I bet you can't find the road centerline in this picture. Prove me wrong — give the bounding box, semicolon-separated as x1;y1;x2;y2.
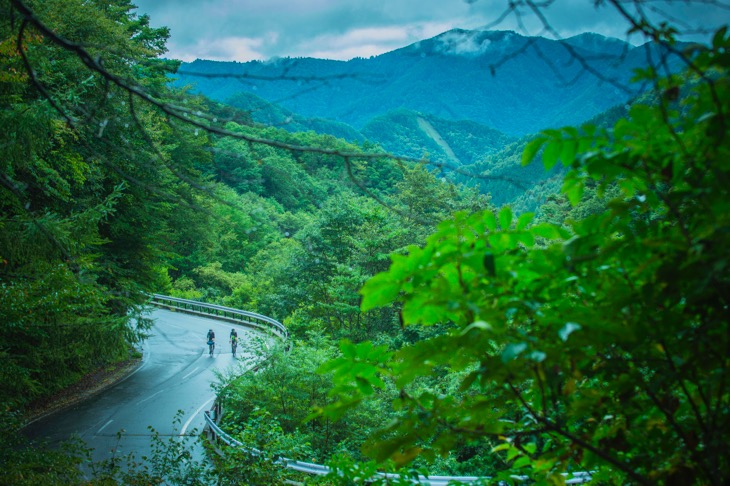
180;396;215;436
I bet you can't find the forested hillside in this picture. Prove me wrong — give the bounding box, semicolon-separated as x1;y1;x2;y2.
223;93;515;169
361;109;513;167
1;0;185;408
1;0;490;413
2;0;729;485
225;91;366;143
460;103;632;210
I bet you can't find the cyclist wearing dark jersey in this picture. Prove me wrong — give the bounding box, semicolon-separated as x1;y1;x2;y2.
230;328;238;357
207;329;215;356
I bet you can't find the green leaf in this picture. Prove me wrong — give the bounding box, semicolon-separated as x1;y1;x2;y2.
513;456;531;468
542;140;561;170
516;212;534;231
562;171;585;206
560;138;578;166
491;443;511;453
360;273;400;311
499;206;513;230
522;136;547;166
317;356;348;374
340;339;357;358
531;223;567;240
355;376;374;395
484;211;497;231
518;231;535;248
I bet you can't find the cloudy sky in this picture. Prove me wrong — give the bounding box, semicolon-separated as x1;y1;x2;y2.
131;0;730;62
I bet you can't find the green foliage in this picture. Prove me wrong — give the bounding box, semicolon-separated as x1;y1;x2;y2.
91;416;215;485
319;339;392;407
0;412;214;485
8;1;726;483
322;32;730;484
215;409;311;485
323;455;436;486
218;335;393;463
0;0;196;407
461;102;631;212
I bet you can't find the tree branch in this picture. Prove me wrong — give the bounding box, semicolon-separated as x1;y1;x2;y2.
506;379;652;485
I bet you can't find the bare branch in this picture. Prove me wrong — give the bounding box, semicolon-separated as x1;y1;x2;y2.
176;67;378;85
607;0;726;136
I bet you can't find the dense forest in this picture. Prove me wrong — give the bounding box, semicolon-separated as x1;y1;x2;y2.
1;0;729;484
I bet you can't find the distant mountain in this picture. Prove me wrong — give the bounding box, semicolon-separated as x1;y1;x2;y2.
224;91;513;167
174;29;680;137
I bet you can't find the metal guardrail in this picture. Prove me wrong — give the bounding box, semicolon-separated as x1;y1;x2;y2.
150;294;287;338
203;410;591;485
203;410;488;484
203;411;331;476
155;295;591;484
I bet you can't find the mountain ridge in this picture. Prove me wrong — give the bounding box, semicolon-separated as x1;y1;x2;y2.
224;91;513;167
174;28;674;136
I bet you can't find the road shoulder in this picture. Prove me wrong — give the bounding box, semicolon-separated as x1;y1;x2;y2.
22;352;143;427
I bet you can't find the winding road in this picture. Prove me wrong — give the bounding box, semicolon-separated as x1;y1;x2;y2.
22;304;591;485
22;307;271;466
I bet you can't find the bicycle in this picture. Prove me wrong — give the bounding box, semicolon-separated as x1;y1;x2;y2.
208;339;215;356
231;338;238;357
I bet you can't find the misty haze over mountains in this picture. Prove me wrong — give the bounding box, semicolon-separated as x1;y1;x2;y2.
174;28;679;139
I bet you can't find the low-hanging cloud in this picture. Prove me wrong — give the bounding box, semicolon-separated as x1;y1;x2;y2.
435;30;492;56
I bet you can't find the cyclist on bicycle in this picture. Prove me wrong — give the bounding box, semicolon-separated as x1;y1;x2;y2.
230;328;238;357
207;329;215;356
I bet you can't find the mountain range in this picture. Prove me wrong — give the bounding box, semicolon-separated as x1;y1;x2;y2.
174;29;677;139
223;91;513;167
173;29;682;208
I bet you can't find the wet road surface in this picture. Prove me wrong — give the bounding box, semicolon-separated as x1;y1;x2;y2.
22;307;270;466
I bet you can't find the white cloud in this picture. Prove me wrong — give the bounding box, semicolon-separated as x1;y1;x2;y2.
291;26;407;60
288;21;463;60
173;35;277;62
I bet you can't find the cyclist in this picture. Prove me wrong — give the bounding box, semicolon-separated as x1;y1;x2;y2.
207;329;215;356
230;328;238;357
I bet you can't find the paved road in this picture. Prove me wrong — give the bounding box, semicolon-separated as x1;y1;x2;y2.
23;307;270;466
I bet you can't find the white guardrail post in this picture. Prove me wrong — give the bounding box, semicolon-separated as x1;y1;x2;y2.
150;295;591;485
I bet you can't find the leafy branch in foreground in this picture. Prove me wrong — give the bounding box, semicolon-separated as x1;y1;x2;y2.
319;25;730;486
